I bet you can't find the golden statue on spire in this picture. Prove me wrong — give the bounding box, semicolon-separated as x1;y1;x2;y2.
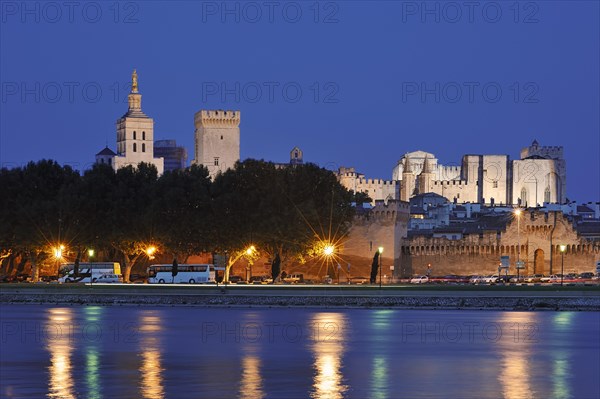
131;69;138;93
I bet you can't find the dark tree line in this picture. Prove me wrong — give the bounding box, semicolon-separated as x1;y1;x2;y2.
0;159;356;282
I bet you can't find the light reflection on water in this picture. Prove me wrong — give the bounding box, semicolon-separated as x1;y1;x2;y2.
46;308;75;399
138;313;165;399
497;312;535;399
1;306;597;399
551;313;575;399
310;312;348;399
84;307;102;399
239;312;265;399
369;310;391;399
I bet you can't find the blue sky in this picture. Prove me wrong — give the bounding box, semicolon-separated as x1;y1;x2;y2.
1;1;598;201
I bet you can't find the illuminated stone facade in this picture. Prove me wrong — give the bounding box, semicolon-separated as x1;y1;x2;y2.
400;211;599;277
192;110;240;179
339;140;567;206
95;70;164;174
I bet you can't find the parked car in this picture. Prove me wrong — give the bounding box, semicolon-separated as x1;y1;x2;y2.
524;274;544;283
469;275;485;284
228;275;244;284
548;274;563;283
482;275;500;284
95;274;123;284
540;275;552;283
129;274;147;284
350;276;369;285
2;273;29;283
564;273;578;283
283;273;304;284
410;275;429;284
577;272;595;280
509;275;520;283
454;275;472;284
249;276;264;284
40;275;58;283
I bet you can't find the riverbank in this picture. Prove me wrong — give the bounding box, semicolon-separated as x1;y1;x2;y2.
2;284;599;310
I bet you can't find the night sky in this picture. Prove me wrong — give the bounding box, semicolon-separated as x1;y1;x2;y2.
1;1;598;202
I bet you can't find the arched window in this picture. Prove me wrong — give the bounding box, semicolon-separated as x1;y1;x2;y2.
520;187;528;205
142;143;146;153
133;131;137;140
544;186;551;203
133;143;137;152
142;131;146;140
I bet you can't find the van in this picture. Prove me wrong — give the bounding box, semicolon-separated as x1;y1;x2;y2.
284;273;304;284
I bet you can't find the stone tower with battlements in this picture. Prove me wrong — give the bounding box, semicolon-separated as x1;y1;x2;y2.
193;110;240;179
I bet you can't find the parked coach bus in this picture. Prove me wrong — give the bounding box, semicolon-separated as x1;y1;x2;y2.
147;264;224;284
58;262;122;283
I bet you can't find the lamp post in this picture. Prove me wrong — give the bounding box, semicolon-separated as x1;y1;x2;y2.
245;245;256;282
323;244;334;283
378;246;384;288
560;245;566;286
54;244;64;280
88;248;94;286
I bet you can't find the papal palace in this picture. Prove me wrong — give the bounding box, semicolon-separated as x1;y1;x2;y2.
95;71;600;279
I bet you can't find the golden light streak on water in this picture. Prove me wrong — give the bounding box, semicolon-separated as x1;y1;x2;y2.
139;313;165;399
497;312;537;399
310;313;347;399
46;308;75;399
239;355;264;399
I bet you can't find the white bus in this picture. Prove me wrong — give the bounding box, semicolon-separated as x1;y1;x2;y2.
147;264;224;284
58;262;122;283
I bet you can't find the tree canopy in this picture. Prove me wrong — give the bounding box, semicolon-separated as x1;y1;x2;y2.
0;159;356;282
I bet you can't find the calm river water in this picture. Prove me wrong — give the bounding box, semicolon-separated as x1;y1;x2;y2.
0;305;598;399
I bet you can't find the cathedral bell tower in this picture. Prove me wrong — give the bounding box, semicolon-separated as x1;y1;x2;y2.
113;69;164;174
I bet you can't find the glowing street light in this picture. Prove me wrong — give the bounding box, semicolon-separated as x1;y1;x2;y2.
88;248;95;286
244;245;257;282
146;246;157;260
560;245;567;286
323;244;335;257
53;244;65;259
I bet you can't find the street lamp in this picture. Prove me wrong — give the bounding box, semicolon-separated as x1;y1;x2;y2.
54;244;64;280
560;245;566;286
245;245;256;282
88;249;94;286
323;244;335;283
378;246;384;288
146;246;157;260
53;244;65;260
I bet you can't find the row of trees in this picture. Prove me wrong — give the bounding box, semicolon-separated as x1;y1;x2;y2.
0;159;358;282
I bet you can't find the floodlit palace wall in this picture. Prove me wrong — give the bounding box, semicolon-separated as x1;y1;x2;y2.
400;211;599;277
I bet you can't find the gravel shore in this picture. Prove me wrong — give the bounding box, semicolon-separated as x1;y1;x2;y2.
2;292;599;310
